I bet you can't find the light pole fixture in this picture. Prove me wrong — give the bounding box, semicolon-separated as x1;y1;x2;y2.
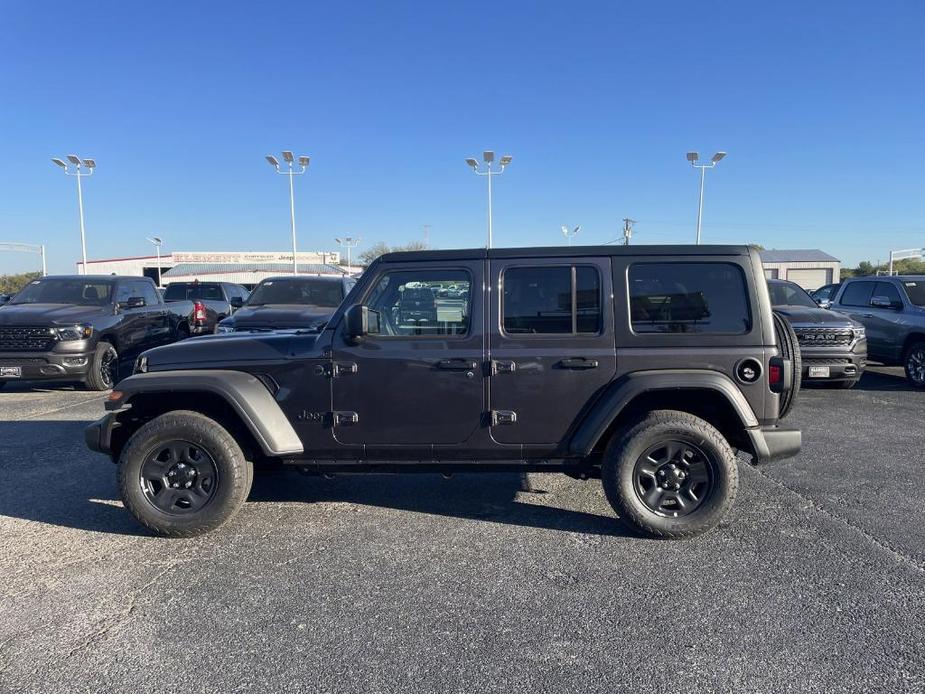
266;150;310;274
561;225;581;246
466;150;513;248
0;242;47;276
687;151;726;244
146;236;164;287
335;237;361;272
51;154;95;274
888;247;923;276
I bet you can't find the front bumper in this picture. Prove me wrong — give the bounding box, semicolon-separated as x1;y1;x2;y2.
0;349;94;382
746;424;802;464
800;340;867;383
85;411;122;458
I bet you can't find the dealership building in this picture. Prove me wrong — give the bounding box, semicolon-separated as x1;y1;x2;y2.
759;249;841;290
76;250;349;288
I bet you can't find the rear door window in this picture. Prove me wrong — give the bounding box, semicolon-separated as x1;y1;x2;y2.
873;281;902;306
629;263;750;334
839;281;875;307
502;266;602;335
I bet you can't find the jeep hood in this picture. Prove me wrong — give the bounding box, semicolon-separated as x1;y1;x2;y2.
228;304;334;331
773;305;858;327
0;303;108;326
144;331;320;369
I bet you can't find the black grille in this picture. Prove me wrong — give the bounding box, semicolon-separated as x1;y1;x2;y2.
803;357;852;366
0;327;56;352
794;327;854;347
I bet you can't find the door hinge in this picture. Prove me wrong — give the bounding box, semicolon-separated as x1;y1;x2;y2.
314;362;358;378
491;410;517;426
331;411;359;426
490;360;516;375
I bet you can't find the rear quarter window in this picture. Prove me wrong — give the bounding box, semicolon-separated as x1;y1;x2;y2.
839;281;875;307
628;262;751;334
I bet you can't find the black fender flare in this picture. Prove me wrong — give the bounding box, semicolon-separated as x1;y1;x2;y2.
569;370;759;456
107;369;304;456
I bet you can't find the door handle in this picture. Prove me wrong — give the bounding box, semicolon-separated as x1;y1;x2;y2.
558;358;599;370
436;359;479;371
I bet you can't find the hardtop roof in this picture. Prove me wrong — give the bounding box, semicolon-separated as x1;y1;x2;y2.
378;244;754;263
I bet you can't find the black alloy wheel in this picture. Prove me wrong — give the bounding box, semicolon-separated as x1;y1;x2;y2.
632;440;714;517
139;440;219;515
906;342;925;389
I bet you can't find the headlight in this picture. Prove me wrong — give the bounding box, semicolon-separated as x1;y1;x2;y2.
852;325;866;339
56;325;93;341
134;355;148;374
216;323;235;334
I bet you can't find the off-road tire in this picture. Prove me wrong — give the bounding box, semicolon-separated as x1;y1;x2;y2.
85;341;118;391
904;340;925;389
601;410;738;540
773;311;801;418
118;410;253;537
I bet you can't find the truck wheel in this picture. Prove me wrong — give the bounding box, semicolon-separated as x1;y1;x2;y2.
601;410;738;540
772;311;801;419
85;341;118;391
118;410;253;537
904;341;925;389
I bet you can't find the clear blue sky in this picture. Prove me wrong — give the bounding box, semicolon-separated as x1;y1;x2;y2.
2;1;923;274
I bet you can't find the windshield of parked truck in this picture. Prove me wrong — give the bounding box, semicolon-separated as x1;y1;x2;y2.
10;279;113;306
902;280;925;306
768;281;817;308
246;278;344;307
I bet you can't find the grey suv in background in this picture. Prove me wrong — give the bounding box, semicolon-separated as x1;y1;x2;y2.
768;279;866;388
831;275;925;388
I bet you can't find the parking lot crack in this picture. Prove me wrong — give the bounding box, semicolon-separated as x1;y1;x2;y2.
751;466;925;574
64;556;191;659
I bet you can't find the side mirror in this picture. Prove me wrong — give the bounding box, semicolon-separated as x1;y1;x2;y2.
870;295;902;310
230;296;244;309
121;296;146;309
344;304;380;342
816;299;832;309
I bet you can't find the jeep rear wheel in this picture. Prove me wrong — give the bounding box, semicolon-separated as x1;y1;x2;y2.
602;410;738;540
118;410;253;537
905;341;925;389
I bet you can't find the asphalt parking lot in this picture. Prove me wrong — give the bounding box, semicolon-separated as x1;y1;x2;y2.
1;367;923;693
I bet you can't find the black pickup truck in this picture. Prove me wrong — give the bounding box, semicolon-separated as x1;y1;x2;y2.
0;275;195;390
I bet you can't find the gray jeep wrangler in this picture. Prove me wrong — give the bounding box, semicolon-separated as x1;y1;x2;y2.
86;245;802;539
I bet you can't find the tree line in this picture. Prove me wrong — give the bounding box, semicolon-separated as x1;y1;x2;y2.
0;271;41;295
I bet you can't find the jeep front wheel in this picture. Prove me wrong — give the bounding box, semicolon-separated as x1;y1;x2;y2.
118;410;253;537
602;410;738;540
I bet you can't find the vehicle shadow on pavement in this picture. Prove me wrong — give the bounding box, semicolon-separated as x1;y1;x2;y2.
0;420;144;536
249;471;630;537
854;368;917;392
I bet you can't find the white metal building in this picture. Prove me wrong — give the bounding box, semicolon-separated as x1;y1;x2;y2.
760;249;841;290
75;250;348;288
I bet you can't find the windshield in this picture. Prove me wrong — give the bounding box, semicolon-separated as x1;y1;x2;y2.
164;283;224;301
10;279;113;306
768;281;818;308
246;279;344;308
903;280;925;307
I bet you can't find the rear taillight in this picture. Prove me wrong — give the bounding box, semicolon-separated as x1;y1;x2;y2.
768;355;789;394
769;364;782;386
194;301;206;323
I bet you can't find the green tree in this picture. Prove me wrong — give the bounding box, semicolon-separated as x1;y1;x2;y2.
855;261;875;276
0;271;41;295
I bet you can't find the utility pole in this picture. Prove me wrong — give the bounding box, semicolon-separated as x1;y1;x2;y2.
622;218;636;246
423;224;431;249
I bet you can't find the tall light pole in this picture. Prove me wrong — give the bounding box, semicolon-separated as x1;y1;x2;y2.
561;225;580;246
266;151;310;274
888;248;923;276
146;236;164;287
335;237;361;272
687;151;726;244
51;155;96;274
466;150;512;248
